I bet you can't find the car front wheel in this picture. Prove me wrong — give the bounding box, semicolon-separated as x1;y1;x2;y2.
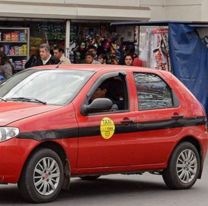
18;148;64;203
162;142;200;189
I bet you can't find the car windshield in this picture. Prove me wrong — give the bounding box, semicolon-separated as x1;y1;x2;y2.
0;69;94;105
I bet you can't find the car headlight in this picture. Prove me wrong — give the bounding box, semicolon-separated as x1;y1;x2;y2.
0;127;19;142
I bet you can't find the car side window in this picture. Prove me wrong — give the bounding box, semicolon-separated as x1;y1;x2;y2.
88;76;129;113
133;72;174;110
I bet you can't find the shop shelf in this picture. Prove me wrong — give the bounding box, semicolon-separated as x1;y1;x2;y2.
0;41;27;43
0;27;30;72
7;55;27;57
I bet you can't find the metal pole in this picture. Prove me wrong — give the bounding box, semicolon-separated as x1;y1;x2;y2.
65;20;70;59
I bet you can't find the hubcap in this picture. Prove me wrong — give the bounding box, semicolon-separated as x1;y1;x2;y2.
176;149;198;184
33;157;60;196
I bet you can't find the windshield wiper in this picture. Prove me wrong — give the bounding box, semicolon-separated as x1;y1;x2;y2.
5;97;47;105
0;97;7;102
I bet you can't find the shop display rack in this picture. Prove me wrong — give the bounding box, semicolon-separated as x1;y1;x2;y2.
0;27;30;71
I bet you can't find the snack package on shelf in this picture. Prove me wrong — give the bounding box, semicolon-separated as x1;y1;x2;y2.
9;47;15;56
22;44;27;55
14;60;23;70
4;45;10;55
14;46;19;56
18;45;26;56
22;60;27;68
19;32;26;42
11;32;19;42
19;45;24;56
14;60;27;70
3;33;11;41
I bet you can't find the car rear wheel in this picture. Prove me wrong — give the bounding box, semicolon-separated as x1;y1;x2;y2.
80;175;100;181
162;142;200;189
18;148;64;203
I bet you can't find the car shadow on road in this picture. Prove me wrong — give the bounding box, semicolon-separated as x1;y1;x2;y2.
0;176;171;204
63;177;167;197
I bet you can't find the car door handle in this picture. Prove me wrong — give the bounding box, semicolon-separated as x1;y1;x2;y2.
171;114;184;120
120;118;135;125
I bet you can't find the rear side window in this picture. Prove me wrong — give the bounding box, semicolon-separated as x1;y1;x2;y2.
134;73;174;110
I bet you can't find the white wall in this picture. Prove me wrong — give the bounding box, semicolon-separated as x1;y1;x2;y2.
65;0;141;7
165;0;202;21
1;0;208;21
140;0;205;21
201;0;208;21
0;0;140;6
140;0;166;20
0;0;150;21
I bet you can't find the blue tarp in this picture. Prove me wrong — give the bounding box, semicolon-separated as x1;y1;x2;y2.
169;23;208;114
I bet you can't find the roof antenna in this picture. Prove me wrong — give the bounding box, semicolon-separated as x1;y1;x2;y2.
55;61;63;68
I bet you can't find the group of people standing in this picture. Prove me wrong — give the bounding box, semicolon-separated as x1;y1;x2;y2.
0;42;143;81
85;49;143;67
79;40;143;67
25;43;143;68
25;43;71;68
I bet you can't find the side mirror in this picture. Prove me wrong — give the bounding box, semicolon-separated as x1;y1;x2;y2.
81;98;113;115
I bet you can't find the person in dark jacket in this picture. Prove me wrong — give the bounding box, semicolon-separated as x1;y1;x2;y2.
0;52;14;79
25;55;39;68
32;43;60;66
25;48;40;68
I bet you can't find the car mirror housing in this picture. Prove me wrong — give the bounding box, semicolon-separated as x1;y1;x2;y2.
81;98;113;115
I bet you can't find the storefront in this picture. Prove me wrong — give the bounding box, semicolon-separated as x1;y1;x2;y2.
0;0;150;70
0;19;140;67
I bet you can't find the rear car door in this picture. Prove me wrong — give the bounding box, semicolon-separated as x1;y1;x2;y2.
131;71;183;166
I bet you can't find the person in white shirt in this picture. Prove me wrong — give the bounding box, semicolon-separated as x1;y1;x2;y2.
53;47;71;65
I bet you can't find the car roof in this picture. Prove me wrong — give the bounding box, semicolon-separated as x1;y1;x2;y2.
32;64;169;76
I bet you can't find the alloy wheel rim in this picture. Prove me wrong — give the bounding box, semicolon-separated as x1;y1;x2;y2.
33;157;60;196
176;149;198;184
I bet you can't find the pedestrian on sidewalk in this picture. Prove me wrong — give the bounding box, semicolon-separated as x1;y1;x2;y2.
0;52;14;79
85;51;100;64
34;44;60;66
124;54;134;66
53;47;71;65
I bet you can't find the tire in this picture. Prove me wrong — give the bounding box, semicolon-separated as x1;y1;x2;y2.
80;175;100;181
18;148;64;203
162;142;200;190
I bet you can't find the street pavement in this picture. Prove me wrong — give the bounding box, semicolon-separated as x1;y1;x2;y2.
0;157;208;206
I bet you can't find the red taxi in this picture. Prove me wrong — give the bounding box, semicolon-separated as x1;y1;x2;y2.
0;65;207;203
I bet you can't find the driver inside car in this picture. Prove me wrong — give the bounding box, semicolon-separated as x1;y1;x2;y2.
90;82;119;111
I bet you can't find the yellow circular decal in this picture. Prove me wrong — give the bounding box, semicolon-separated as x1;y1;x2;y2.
100;117;115;140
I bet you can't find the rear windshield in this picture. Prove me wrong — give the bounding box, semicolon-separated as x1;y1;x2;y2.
0;69;94;105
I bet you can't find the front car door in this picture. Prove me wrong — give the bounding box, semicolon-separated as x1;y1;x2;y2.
75;70;141;170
